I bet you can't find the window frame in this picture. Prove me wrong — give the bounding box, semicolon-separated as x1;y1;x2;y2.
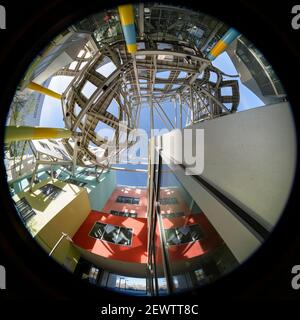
89;221;134;246
164;223;205;246
159;197;178;205
116;196;140;205
38;183;63;200
110;210;138;218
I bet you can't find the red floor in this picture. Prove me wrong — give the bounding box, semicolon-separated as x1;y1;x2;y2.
72;210;223;264
73;211;148;263
162;213;223;261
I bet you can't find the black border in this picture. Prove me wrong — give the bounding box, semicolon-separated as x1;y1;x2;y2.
0;0;299;308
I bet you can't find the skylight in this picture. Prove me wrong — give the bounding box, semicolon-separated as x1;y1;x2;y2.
81;81;97;99
96;59;117;78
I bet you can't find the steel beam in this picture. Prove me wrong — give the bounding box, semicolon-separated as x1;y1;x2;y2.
5;126;72;143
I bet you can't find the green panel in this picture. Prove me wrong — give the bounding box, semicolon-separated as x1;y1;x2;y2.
87;170;116;211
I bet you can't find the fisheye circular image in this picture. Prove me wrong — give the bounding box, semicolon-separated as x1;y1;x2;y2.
3;3;297;296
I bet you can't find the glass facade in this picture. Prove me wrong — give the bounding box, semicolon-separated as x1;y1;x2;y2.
145;158;240;294
236;37;284;96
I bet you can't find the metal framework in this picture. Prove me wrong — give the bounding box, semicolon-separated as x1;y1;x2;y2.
48;4;239;169
60;42;239;168
4;4;241;179
3;3;245;296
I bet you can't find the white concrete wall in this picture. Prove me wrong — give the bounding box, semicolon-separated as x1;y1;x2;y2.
33;52;73;85
167;163;261;263
160;102;297;262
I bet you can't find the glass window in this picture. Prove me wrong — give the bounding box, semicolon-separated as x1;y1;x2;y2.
89;222;106;239
88;266;100;284
39;141;50;150
65;178;87;187
105;273;147;294
159;197;178;205
89;222;133;246
103;224;119;243
116;228;133;245
116;196;140;205
81;169;98;177
54;147;70;160
49;139;59;145
81;80;97;99
110;210;137;218
132;198;140;205
162;212;184;218
165;224;204;245
194;268;206;282
96;58;117;78
39;184;63;200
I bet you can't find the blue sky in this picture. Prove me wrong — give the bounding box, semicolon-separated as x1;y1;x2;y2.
212;52;264;110
39;52;265;186
39;76;72;128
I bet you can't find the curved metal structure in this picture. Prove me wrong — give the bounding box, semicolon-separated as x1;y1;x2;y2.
58;4;240;167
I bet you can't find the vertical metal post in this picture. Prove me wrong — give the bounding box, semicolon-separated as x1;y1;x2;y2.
150;98;154;137
155;154;175;295
72;138;79;177
173;97;177;128
190;86;194;124
178;94;183;129
30;152;40;191
138;3;144;38
49;232;72;257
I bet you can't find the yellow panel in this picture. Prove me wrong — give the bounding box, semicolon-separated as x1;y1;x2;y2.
210;40;227;58
27;184;91;272
27;81;62;100
32;127;72;140
5;126;72;143
118;4;135;26
127;43;137;54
